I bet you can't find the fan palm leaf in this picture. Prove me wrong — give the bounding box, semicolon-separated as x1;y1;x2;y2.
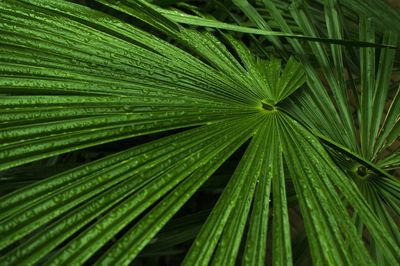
0;0;399;265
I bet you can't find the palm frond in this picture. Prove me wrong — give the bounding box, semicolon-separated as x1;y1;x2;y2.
0;0;399;265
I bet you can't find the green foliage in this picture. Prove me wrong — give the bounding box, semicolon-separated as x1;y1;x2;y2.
0;0;399;265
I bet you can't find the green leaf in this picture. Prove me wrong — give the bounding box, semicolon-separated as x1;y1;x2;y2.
211;117;273;266
0;0;399;265
182;116;269;266
94;127;252;265
0;115;262;265
156;6;396;48
289;0;357;151
231;0;284;50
